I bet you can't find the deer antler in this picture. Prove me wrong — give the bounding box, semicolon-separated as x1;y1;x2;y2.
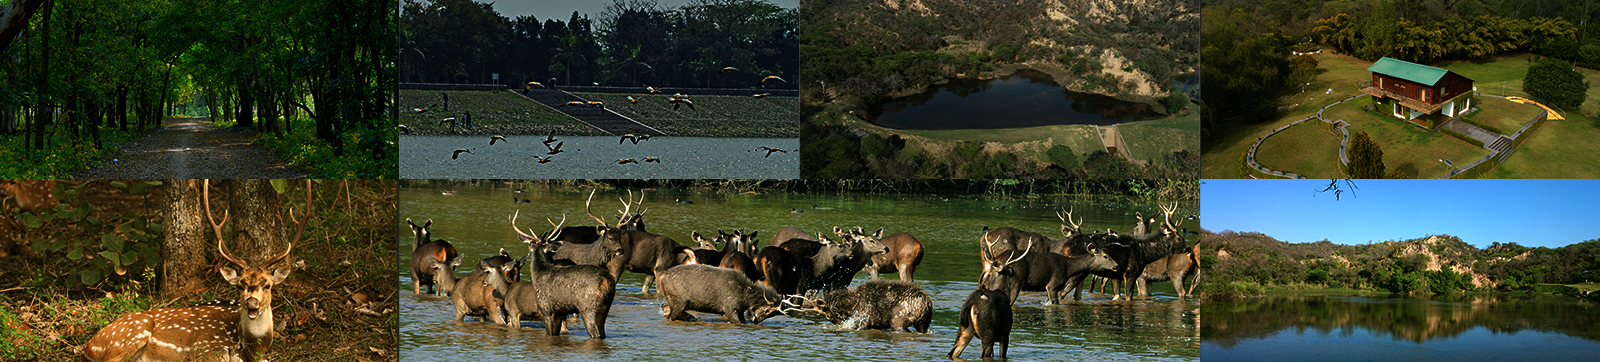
510;210;538;242
1004;243;1031;267
266;180;311;268
1160;202;1182;229
545;214;566;243
778;295;824;315
616;190;646;228
1058;206;1083;233
204;180;245;268
583;190;608;227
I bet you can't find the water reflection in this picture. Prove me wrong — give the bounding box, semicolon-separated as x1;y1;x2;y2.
866;69;1158;130
1203;294;1600;361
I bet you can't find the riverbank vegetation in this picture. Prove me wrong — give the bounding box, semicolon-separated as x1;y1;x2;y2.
1197;229;1600;301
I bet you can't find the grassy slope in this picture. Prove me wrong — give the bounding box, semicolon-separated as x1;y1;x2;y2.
812;101;1102;167
574;92;799;138
1118;102;1201;163
397;90;603;136
1468;96;1546;134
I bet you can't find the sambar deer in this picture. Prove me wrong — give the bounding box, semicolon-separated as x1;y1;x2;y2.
82;180;309;362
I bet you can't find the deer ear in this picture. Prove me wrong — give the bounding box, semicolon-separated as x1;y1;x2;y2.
424;219;433;228
219;266;242;285
873;228;883;238
832;226;844;235
271;266;292;284
448;254;465;266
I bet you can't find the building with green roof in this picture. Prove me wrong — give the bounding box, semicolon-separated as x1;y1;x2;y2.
1359;57;1476;129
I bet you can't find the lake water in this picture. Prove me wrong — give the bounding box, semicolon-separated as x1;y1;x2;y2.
866;69;1159;130
399;136;798;179
397;183;1200;361
1202;294;1600;361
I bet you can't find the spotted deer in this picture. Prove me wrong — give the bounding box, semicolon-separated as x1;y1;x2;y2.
81;180;310;362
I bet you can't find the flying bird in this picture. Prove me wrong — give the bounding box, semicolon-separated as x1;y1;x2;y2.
752;93;771;99
523;82;544;94
587;101;604;108
546;141;564;155
618;158;638;164
646;85;661;94
452;148;473;159
620;134;642;145
543;134;558;146
628;96;638;104
644;157;661;163
758;75;787;86
490;135;507;145
668;96;695;110
758;146;787;158
398;124;411;134
638;134;652;142
719;66;739;74
559;101;587;107
534;156;553;164
412;104;437;113
593;82;601;86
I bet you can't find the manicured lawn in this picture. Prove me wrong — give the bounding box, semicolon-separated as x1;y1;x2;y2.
398;90;601;136
1492;114;1600;178
1119;102;1201;164
1254;121;1343;178
1466;97;1545;135
1338;100;1490;178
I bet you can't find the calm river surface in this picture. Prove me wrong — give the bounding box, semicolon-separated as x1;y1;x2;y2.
1203;294;1600;361
866;69;1158;130
397;183;1199;361
400;136;798;179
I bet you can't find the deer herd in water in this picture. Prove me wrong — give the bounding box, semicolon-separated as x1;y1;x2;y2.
407;190;1198;360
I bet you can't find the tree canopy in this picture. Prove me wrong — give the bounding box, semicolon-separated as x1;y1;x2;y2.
1524;57;1589;110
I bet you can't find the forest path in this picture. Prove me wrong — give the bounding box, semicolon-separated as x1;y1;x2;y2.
71;117;310;179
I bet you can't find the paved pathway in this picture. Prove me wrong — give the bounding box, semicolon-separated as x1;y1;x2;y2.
71;117;310;179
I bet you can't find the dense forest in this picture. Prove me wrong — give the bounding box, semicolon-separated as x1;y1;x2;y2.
0;0;397;178
399;0;798;90
1199;229;1600;298
801;0;1198;108
1202;0;1600;140
802;120;1201;179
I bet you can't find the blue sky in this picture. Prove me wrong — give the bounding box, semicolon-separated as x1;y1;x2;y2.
490;0;798;19
1202;179;1600;249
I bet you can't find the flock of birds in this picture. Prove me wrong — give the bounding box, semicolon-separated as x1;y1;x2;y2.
408;70;792;164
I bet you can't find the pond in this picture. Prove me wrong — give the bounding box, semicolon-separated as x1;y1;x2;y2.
399;136;798;179
865;69;1159;130
1202;294;1600;361
397;183;1200;361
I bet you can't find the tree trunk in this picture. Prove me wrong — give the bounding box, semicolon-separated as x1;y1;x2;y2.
163;180;210;296
223;180;285;263
235;80;254;128
32;0;50;150
116;85;128;131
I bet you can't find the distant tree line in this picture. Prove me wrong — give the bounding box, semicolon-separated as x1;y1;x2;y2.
1200;230;1600;296
399;0;798;89
801;121;1200;179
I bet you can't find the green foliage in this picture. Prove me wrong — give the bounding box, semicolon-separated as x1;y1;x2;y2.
1346;131;1387;178
0;306;45;360
1046;145;1081;169
19;181;163;288
1209;280;1266;299
1165;92;1190;115
0;128;144;178
1201;8;1293;140
1425;269;1473;294
258;118;396;179
1315;13;1576;63
860;133;892;158
1524;58;1588;111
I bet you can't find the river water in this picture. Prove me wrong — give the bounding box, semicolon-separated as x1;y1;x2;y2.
397;183;1199;361
1203;294;1600;361
865;69;1159;130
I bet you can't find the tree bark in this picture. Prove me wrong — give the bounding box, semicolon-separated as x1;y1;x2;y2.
223;180;284;264
162;180;209;296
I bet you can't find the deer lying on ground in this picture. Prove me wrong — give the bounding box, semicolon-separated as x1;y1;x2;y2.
82;180;309;362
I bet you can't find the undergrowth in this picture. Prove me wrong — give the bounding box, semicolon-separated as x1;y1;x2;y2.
250;117;397;179
0;128;147;178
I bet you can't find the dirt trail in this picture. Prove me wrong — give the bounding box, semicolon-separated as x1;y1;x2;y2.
71;117;310;179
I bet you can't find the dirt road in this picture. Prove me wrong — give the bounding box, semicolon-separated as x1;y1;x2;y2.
71;117;310;179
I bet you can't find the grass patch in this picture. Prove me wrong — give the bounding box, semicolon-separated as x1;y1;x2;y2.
0;127;152;178
256;117;397;179
398;90;602;136
1466;97;1543;135
1492;113;1600;178
1201;280;1265;300
1338;103;1490;178
1254;121;1344;178
1118;103;1201;164
1203;52;1372;177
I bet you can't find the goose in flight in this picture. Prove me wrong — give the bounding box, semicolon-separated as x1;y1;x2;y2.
546;141;565;155
452;148;473;159
758;146;787;158
490;135;507;145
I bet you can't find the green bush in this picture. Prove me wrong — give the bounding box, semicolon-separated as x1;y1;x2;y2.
1525;58;1589;110
1165;92;1190;114
1046;145;1080;169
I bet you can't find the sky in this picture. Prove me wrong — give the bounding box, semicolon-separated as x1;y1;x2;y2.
488;0;799;19
1202;179;1600;249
